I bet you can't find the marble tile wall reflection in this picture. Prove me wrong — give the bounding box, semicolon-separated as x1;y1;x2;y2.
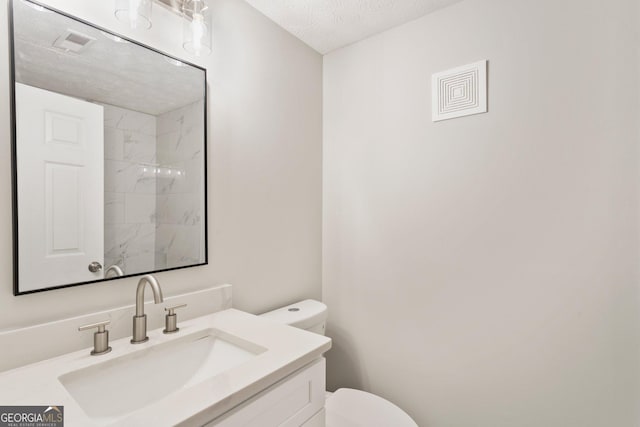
155;100;205;270
102;100;205;277
103;104;157;275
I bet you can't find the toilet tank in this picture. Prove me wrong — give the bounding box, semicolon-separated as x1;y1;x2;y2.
260;299;327;335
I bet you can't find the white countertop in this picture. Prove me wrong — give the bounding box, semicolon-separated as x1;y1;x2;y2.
0;308;332;426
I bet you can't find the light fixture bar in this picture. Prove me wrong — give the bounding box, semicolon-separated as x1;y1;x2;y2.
114;0;153;29
114;0;211;56
154;0;184;15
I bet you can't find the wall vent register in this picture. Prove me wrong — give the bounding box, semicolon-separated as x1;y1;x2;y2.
432;60;487;122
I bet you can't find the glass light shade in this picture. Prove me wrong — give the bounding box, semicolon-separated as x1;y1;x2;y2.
182;0;212;56
114;0;152;30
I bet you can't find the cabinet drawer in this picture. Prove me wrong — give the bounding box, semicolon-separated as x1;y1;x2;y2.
208;358;326;427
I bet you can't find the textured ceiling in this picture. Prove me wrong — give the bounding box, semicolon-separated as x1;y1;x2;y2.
12;0;204;116
243;0;465;54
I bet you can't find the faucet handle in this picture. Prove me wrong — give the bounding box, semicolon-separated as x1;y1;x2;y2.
78;320;112;356
78;320;110;333
163;304;187;334
164;304;187;315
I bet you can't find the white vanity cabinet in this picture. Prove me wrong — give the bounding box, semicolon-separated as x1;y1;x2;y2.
207;358;326;427
0;309;331;427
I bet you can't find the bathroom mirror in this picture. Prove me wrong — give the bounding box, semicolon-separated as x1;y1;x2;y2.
10;0;208;295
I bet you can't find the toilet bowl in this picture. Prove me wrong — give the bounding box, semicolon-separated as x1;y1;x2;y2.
261;300;418;427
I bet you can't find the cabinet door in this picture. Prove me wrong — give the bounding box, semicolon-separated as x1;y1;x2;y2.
301;409;325;427
209;358;326;427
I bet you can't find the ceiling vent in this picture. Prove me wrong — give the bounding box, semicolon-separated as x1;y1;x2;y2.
52;29;96;53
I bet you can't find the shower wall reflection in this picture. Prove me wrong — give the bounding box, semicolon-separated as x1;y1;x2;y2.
103;101;205;275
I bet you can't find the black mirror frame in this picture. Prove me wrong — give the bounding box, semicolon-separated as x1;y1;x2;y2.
8;0;209;295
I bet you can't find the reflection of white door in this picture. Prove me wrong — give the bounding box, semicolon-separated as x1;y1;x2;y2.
16;83;104;292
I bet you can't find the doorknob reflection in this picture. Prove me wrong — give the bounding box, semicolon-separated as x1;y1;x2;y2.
88;262;103;273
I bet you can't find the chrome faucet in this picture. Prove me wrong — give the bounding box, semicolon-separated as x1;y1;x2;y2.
131;275;164;344
104;265;124;278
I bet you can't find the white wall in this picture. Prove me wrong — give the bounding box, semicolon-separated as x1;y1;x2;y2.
323;0;640;426
0;0;322;330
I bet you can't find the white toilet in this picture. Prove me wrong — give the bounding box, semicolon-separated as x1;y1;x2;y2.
261;300;418;427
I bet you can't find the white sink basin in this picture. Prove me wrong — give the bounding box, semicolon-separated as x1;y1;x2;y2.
0;309;331;426
59;328;265;423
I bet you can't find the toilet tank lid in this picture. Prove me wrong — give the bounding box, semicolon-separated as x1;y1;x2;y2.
260;299;328;330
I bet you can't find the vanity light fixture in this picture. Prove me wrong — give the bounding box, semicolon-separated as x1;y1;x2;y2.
114;0;212;57
114;0;153;30
140;164;186;178
182;0;212;56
